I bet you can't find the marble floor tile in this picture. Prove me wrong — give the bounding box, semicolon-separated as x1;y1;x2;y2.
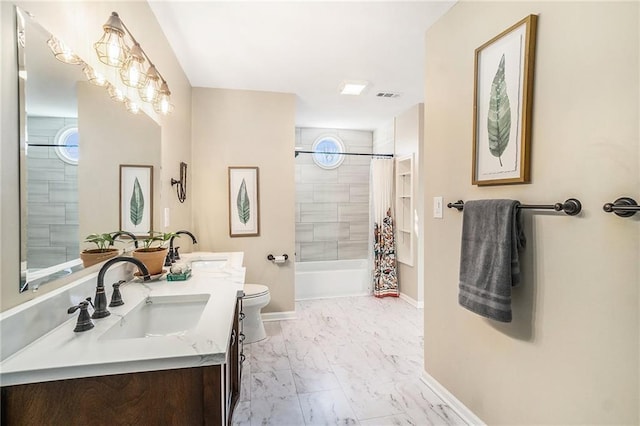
251;336;291;372
287;344;332;371
250;396;306;426
293;368;341;393
251;370;297;399
298;389;359;425
341;379;406;420
242;296;468;425
358;413;421;426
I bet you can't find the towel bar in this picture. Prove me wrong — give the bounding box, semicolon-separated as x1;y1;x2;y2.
603;197;639;217
447;198;582;216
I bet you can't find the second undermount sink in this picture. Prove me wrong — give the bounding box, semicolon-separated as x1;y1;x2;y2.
100;294;210;340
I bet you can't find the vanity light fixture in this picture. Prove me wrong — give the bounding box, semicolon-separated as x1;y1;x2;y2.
106;83;125;102
47;37;82;65
95;12;173;115
125;98;141;114
82;64;107;86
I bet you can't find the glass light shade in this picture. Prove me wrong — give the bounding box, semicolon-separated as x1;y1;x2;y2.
153;82;174;115
125;98;141;114
94;13;128;67
119;43;147;89
47;37;82;65
82;64;107;86
138;65;161;103
106;83;125;103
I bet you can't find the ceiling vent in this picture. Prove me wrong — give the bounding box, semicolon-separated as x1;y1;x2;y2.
376;92;401;98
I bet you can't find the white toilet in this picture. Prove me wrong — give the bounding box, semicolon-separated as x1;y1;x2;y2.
242;284;270;343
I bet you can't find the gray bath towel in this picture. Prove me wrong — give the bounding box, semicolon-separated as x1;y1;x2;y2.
458;199;525;322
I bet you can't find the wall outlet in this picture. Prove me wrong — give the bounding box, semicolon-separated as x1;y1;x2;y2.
433;196;443;219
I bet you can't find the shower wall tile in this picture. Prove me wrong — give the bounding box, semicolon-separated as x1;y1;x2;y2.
26;117;79;268
300;165;338;184
27;225;50;247
28;204;66;225
296;127;373;262
26;146;50;159
338;166;370;184
349;184;369;203
296;184;314;203
27;247;67;269
49;181;78;203
66;204;78;223
27;158;65;181
28;181;49;203
299;242;338;261
338;203;369;223
338;241;369;260
50;225;79;246
313;184;349;203
300;203;338;223
296;223;314;242
313;223;350;242
350;222;370;241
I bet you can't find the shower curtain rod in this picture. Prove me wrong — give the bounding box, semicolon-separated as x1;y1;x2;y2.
294;150;393;158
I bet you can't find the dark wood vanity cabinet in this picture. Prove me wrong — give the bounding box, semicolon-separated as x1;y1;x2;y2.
1;294;244;426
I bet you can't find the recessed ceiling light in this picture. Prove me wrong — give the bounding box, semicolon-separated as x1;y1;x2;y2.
339;80;369;96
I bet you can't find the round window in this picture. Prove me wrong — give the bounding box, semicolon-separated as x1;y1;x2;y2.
54;125;79;165
312;136;345;169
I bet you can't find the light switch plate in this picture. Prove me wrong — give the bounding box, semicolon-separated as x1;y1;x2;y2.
164;207;170;227
433;197;443;219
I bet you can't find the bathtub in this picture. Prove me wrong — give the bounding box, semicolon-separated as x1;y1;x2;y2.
295;259;371;300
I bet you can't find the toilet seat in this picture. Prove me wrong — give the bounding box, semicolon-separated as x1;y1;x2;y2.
243;284;269;299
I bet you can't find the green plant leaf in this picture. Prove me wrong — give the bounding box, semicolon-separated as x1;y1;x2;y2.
236;179;250;225
487;53;511;167
130;177;145;226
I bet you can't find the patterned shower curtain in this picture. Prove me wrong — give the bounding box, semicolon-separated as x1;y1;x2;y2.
370;158;399;298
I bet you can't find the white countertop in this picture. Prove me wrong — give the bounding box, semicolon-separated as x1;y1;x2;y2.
1;257;245;387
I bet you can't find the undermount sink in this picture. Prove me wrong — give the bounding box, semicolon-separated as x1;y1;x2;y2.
100;294;210;340
190;259;228;271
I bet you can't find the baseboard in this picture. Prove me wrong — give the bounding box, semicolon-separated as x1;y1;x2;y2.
421;371;486;426
261;311;296;322
399;292;424;309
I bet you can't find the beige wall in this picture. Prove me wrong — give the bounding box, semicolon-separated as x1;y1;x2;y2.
191;88;296;314
395;104;423;304
78;83;161;241
1;1;192;311
423;2;639;424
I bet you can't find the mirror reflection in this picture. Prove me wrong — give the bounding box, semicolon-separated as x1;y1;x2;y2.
18;7;161;292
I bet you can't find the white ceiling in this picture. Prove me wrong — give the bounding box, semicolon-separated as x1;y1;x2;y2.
149;1;456;131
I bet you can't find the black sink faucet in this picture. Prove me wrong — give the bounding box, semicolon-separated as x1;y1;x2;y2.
92;257;150;319
109;231;139;249
166;230;198;264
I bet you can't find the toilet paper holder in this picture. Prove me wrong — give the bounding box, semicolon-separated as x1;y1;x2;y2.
267;254;289;263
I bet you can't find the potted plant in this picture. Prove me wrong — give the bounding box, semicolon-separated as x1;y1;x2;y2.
132;231;178;275
80;233;119;268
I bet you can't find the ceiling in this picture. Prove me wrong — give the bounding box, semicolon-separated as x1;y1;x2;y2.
149;1;456;131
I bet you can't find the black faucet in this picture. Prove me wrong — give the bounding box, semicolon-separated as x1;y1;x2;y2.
92;256;150;319
109;231;139;249
165;230;198;265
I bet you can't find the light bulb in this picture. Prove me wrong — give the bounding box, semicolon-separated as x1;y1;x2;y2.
107;37;121;66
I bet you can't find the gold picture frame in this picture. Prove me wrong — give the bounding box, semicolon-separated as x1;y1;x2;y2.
228;166;260;237
472;14;538;186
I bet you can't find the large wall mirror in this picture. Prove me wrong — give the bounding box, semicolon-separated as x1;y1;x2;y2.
17;7;161;292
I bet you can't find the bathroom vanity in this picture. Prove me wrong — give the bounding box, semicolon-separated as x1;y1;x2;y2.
1;253;246;425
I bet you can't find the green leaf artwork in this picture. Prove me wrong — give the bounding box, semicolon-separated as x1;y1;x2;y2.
130;177;145;226
487;53;511;167
236;178;250;225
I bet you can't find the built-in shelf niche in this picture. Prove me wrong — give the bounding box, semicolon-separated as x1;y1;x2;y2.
395;154;413;266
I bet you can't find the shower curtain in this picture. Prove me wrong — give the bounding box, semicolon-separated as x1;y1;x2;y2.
370;158;399;298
